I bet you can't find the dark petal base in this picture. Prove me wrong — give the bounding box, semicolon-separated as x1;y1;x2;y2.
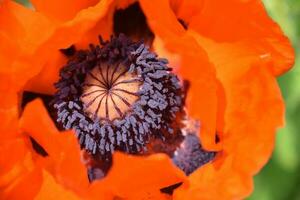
160;182;183;195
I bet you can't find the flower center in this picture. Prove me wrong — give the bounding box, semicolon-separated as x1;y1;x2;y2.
52;34;216;181
81;62;141;121
53;34;184;156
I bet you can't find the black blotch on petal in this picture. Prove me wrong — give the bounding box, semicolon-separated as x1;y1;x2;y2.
21;91;52;110
215;133;220;143
60;45;76;57
178;18;188;30
160;182;183;195
30;137;49;157
113;2;154;43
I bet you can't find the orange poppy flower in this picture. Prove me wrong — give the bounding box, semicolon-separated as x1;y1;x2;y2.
0;0;294;199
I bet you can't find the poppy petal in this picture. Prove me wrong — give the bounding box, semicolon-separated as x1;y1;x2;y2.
0;1;55;55
0;90;19;139
24;0;115;94
177;0;294;75
19;99;89;192
34;170;80;200
140;0;220;150
173;30;287;198
174;64;284;199
89;152;186;199
174;154;253;200
169;0;203;22
0;0;56;90
0;1;294;199
0;137;42;200
0;138;32;184
20;99;61;156
30;0;99;22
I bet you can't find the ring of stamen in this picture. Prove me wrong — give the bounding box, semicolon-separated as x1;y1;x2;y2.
53;34;184;156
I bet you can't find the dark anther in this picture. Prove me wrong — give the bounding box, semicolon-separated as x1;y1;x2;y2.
30;137;48;157
88;167;105;182
178;18;188;30
215;133;220;143
160;182;183;195
172;134;216;175
113;2;154;44
86;153;112;182
60;45;76;57
87;164;111;182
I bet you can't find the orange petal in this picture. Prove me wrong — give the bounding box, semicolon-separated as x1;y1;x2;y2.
0;34;22;139
174;154;252;200
140;0;185;37
20;99;61;156
167;36;219;151
24;50;66;94
0;1;24;48
49;132;90;196
222;63;283;175
0;4;23;92
175;64;284;199
177;0;294;75
0;1;55;55
152;1;293;198
125;189;172;200
31;0;99;22
1;168;43;200
89;152;186;199
25;0;115;95
0;32;19;77
0;0;56;91
34;170;80;200
19;99;89;193
170;0;204;22
0;90;19;139
0;138;33;183
0;137;43;200
173;29;288;198
140;0;219;150
215;79;226;140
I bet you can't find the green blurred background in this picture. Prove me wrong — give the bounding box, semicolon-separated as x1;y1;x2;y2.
15;0;300;199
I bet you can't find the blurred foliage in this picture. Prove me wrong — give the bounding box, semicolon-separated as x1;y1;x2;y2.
249;0;300;200
15;0;30;7
13;0;300;199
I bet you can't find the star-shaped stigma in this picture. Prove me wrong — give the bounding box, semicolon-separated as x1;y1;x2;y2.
81;63;141;121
